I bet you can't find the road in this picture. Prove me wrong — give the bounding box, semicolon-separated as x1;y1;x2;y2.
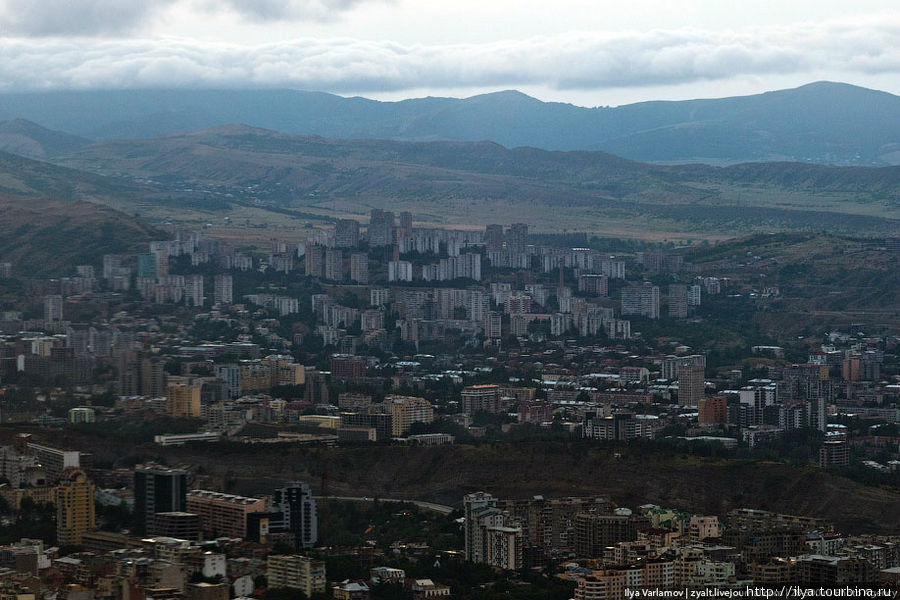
314;495;455;515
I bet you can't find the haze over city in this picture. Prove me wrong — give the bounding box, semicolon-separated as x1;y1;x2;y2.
0;0;897;598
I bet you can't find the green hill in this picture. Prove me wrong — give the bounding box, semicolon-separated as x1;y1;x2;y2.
0;194;162;276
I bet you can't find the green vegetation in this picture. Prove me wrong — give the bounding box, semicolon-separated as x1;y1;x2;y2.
70;417;206;460
264;587;327;600
0;498;56;545
47;437;884;535
316;500;462;551
371;559;574;600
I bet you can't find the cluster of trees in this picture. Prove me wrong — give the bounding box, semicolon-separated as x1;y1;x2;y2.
0;497;56;545
315;500;462;551
314;554;574;600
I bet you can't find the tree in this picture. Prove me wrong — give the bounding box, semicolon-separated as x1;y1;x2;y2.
265;588;307;600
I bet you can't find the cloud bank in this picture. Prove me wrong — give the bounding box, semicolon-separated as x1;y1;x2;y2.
0;16;897;94
0;0;179;36
0;0;384;35
203;0;383;22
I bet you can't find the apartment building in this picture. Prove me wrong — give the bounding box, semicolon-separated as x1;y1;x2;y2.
56;468;96;546
267;555;326;597
186;490;266;538
389;395;434;436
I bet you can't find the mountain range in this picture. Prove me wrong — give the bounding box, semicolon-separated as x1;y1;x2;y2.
0;82;897;166
0;82;898;241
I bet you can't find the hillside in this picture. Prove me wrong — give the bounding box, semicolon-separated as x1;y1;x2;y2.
0;195;162;276
0;149;276;226
0;119;90;160
31;429;900;535
683;233;900;336
0;150;153;202
0;82;897;165
54;126;900;237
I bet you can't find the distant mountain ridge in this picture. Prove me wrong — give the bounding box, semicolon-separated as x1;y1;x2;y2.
0;119;90;159
0;82;897;166
56;123;900;197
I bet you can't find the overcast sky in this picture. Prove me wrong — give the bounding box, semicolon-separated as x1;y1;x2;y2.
0;0;898;106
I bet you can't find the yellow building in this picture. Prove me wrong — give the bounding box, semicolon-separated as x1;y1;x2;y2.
267;555;326;598
240;356;306;393
56;468;96;546
389;395;434;437
239;361;271;392
166;383;202;418
266;356;305;386
572;570;626;600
